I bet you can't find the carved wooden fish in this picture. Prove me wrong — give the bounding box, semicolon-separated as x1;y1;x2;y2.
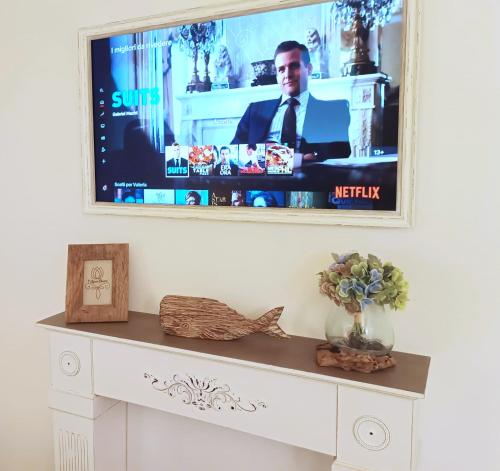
159;295;290;341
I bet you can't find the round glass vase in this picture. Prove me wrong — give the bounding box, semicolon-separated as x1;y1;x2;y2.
325;303;394;356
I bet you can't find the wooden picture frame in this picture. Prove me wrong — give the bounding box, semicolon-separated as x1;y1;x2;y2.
65;244;129;323
79;0;420;227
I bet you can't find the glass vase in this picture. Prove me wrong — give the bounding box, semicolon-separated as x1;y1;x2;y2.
325;303;394;356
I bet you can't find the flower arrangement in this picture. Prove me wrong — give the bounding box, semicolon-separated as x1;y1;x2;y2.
319;252;409;314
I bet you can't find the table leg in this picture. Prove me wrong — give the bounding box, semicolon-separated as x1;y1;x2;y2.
50;391;126;471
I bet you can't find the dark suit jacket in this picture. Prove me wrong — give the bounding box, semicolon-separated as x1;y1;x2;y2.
166;157;188;167
231;95;351;160
166;157;188;176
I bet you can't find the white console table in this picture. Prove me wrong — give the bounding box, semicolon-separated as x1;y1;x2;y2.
38;312;430;471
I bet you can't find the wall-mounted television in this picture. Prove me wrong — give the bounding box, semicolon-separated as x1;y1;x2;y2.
80;0;419;226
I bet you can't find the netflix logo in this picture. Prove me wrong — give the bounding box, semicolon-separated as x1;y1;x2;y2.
334;186;381;200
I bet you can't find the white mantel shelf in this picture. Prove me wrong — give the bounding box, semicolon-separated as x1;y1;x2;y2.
38;311;430;471
176;73;390;103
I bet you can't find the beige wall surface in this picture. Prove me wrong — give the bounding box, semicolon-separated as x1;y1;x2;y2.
0;0;498;470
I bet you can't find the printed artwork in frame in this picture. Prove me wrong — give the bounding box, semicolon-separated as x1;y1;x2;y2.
80;0;420;227
65;244;129;323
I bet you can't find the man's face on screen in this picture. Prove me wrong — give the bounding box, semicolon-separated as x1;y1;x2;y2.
275;48;312;97
220;148;230;163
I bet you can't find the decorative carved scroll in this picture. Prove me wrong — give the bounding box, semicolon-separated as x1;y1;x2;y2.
144;372;267;413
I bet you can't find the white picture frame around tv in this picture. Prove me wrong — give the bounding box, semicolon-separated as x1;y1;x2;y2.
79;0;420;227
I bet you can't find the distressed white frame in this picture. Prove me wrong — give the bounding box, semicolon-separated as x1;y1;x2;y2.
79;0;420;227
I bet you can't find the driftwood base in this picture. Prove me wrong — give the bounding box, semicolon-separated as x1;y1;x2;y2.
316;342;396;373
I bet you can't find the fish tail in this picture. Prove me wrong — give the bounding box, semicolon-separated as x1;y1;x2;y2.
256;307;289;338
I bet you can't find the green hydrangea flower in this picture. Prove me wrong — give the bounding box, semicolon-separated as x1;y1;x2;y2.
318;252;409;313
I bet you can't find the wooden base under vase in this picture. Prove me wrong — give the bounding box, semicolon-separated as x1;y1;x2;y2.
316;342;396;374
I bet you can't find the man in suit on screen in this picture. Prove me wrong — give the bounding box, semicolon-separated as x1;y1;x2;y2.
231;40;351;163
165;142;189;177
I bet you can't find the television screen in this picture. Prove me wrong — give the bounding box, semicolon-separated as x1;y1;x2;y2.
90;0;404;211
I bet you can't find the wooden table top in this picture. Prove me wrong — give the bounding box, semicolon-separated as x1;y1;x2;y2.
38;311;430;397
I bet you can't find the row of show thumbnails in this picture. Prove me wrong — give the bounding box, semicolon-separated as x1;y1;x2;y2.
114;188;375;210
166;143;295;177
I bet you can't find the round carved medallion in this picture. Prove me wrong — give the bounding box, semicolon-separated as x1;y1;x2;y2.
59;351;81;376
353;416;390;451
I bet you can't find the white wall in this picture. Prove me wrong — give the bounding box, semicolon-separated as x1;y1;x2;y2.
0;0;498;470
